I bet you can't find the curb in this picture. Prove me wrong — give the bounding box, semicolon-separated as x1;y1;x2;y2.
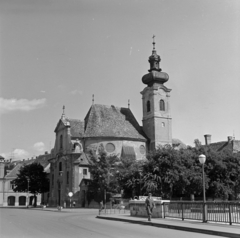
96;216;240;238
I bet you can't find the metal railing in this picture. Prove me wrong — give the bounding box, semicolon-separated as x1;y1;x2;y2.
99;204;130;215
163;202;240;225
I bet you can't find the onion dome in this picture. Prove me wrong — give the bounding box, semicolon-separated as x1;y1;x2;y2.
142;36;169;86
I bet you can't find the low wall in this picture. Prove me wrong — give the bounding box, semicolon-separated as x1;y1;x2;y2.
129;200;165;218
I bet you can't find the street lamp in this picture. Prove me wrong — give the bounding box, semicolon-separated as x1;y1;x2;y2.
27;178;30;207
199;154;207;222
68;192;73;208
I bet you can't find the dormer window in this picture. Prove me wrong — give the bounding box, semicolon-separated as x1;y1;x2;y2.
160;100;165;111
147;100;151;112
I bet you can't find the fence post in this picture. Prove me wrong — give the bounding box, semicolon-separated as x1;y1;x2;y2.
181;202;184;221
228;203;232;225
163;203;165;219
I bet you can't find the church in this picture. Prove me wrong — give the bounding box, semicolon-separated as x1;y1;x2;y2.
48;40;177;207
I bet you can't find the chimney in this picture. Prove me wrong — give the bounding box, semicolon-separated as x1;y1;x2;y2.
228;136;233;142
204;134;211;145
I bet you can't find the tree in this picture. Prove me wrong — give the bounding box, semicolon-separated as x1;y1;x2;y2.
88;149;120;204
12;163;49;207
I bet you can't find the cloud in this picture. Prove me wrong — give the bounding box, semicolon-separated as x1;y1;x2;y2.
33;142;45;153
40;90;46;93
0;98;46;114
70;90;83;95
1;149;30;161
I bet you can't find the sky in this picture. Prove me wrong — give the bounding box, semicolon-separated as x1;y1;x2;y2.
0;0;239;161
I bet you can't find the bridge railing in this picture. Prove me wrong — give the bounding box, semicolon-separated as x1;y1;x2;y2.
163;201;240;225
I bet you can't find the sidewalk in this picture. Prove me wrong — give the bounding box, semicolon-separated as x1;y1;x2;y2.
96;213;240;238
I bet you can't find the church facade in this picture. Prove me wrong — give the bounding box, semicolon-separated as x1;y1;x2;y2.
48;41;174;207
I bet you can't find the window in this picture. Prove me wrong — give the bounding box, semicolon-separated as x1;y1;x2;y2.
59;162;62;176
66;171;69;184
162;122;165;127
10;181;14;190
160;100;165;111
60;135;63;149
147;100;151;112
105;143;115;153
83;169;87;176
139;145;146;155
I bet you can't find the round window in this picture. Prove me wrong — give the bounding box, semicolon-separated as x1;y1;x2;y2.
105;143;115;153
139;145;146;154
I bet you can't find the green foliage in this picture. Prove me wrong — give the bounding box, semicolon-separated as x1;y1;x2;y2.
12;163;49;196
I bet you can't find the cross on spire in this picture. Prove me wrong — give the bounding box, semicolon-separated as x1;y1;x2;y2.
152;35;156;50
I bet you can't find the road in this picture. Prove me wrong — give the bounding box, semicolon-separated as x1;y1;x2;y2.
0;208;225;238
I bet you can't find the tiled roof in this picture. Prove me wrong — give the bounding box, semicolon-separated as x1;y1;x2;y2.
172;138;187;149
5;163;22;178
35;154;52;168
204;140;240;153
66;118;85;137
5;155;51;178
84;104;147;141
73;152;92;166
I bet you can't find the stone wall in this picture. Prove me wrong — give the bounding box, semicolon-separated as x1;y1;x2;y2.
129;200;164;218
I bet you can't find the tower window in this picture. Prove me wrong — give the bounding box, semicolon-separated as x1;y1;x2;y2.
60;135;63;149
59;162;62;174
66;171;69;184
160;100;165;111
147;100;151;112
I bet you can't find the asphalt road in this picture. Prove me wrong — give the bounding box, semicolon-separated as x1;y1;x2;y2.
0;208;226;238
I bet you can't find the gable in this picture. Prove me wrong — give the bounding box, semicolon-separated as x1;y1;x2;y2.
54;119;66;133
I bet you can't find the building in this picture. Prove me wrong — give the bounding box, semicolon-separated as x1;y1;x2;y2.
0;153;51;207
48;40;178;207
203;134;240;153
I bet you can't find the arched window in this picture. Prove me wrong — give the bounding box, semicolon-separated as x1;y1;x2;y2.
60;135;63;149
59;162;62;172
147;100;151;112
160;100;165;111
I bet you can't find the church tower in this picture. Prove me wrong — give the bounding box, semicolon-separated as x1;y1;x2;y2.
141;37;172;150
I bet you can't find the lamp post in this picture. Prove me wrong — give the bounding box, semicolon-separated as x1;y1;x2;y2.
199;154;207;222
27;178;30;207
68;192;73;208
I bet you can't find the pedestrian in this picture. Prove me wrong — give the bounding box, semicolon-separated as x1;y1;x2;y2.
99;201;104;213
73;201;76;207
145;193;155;221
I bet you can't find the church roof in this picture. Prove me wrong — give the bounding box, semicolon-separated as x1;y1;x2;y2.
83;104;147;141
66;118;84;137
73;152;92;166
